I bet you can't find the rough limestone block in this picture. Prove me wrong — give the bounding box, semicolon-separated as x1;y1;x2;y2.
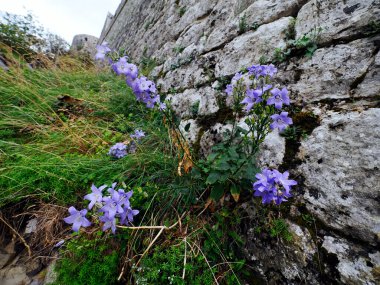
290;38;377;103
243;217;318;284
172;0;216;38
295;0;380;45
354;50;380;99
241;0;307;25
257;129;286;169
199;123;232;157
322;236;380;285
179;119;201;146
160;59;212;93
298;109;380;244
201;0;238;52
215;17;293;77
166;86;219;119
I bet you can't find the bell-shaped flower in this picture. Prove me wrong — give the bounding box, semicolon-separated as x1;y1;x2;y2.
270;112;293;132
84;184;106;209
99;214;117;234
267;87;290;109
63;206;91;232
120;206;140;225
95;42;111;61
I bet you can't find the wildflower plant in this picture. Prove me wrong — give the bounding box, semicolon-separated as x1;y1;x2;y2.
64;182;139;233
108;129;146;159
197;64;297;203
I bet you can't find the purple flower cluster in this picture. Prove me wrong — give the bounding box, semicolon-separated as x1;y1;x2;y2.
108;130;146;159
224;64;293;132
95;42;112;61
253;169;297;205
247;64;277;78
64;183;139;234
95;44;164;110
225;72;243;96
108;142;128;158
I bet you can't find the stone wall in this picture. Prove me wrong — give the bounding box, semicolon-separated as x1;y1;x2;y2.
99;1;380;284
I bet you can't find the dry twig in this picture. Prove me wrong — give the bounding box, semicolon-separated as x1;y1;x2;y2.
116;211;186;281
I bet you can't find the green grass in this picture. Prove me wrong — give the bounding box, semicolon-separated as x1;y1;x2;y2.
0;53;176;207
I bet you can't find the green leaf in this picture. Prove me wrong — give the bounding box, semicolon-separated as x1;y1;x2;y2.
206;152;219;162
210;183;225;201
215;160;231;171
228;147;239;160
206;171;221;185
230;184;241;202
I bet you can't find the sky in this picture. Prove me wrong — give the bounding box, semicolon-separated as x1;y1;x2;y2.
0;0;121;43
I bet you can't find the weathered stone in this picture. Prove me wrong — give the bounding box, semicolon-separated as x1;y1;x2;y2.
298;109;380;244
24;218;38;234
172;0;216;38
242;0;307;26
354;50;380;99
257;129;285;168
179;119;201;146
70;34;98;55
215;17;293;77
43;260;57;285
290;38;377;103
295;0;380;45
0;266;31;285
167;86;218;119
202;0;238;52
242;215;318;284
322;236;380;285
199;123;232;157
166;89;201;119
159;58;212;93
175;20;207;51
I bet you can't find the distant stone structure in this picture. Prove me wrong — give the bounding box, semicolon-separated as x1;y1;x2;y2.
70;34;98;55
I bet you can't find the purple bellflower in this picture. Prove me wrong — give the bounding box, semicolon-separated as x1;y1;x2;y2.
125;63;139;79
253;169;297;205
225;84;233;96
267;87;290;109
63;206;91;232
113;56;129;75
108;142;127;158
241;88;263;112
270;112;293;132
95;42;111;61
159;102;167;111
120;206;140;225
248;64;277;78
130;129;145;140
99;215;117;234
84;184;106;209
101;190;125;218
